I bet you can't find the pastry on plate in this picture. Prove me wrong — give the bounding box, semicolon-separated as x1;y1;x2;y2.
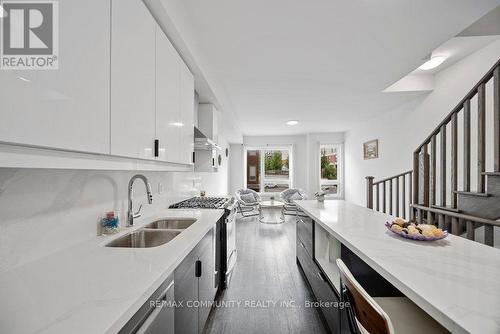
391;224;403;233
407;225;418;232
393;217;407;227
422;229;434;238
432;229;445;238
407;226;421;236
419;224;437;231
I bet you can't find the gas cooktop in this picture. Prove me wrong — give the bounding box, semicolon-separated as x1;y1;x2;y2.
169;197;233;209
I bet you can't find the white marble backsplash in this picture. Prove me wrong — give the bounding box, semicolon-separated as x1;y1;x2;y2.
0;168;202;271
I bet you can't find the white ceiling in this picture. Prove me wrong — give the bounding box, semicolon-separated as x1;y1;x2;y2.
180;0;500;136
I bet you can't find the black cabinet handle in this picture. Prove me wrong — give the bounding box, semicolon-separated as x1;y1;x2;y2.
154;139;159;157
195;260;202;278
212;158;215;166
192;151;196;163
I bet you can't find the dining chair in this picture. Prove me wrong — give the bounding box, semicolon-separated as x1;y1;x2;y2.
336;259;448;334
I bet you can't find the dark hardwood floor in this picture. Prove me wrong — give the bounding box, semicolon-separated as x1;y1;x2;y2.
204;212;329;334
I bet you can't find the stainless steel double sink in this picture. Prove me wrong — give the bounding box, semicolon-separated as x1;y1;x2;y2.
106;218;197;248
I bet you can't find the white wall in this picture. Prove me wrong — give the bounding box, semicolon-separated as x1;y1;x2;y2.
345;38;500;207
229;133;344;198
229;143;244;196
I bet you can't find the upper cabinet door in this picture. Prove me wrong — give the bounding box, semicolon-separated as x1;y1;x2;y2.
180;61;195;165
155;25;181;163
110;0;156;160
0;0;111;154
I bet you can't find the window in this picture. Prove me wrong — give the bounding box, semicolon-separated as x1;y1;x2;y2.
245;146;292;193
319;144;342;197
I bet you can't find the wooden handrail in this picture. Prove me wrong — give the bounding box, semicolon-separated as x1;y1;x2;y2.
412;204;500;228
372;170;412;185
366;171;413;219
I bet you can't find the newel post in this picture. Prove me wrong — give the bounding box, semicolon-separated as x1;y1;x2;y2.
366;176;374;209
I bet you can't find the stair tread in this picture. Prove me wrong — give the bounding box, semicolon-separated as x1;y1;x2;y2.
482;172;500;176
455;191;491;197
430;204;461;213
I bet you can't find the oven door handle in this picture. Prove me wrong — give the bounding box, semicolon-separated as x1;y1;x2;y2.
227;249;237;273
225;212;236;224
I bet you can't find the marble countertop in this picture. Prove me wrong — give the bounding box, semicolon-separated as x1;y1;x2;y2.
0;208;224;334
295;200;500;334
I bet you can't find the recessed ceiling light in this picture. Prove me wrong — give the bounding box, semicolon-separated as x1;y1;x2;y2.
170;122;184;127
286;120;299;126
418;56;446;71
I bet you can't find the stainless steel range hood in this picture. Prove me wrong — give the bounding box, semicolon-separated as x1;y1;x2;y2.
194;127;221;151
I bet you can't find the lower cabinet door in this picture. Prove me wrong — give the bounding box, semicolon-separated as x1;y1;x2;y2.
297;217;313;257
315;278;340;334
198;228;215;332
297;238;340;333
296;236;315;279
136;281;175;334
174;248;199;334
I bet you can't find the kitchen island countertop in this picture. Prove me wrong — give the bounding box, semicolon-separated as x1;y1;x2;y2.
295;200;500;334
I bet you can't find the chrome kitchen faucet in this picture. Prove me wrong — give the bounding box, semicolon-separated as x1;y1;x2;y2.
127;174;153;226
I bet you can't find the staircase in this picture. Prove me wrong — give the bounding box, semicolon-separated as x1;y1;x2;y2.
366;58;500;247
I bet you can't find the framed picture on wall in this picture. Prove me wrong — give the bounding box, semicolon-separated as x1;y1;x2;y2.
363;139;378;160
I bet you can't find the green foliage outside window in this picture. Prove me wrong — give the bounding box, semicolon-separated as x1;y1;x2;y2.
265;152;283;172
321;155;337;180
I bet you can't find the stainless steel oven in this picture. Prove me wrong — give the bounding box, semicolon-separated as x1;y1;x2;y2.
223;203;237;288
169;197;237;289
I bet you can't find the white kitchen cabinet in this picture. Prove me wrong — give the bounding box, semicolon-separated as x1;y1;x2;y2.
180;61;195;165
0;0;111;154
0;0;194;168
110;0;156;160
155;24;181;163
155;25;194;165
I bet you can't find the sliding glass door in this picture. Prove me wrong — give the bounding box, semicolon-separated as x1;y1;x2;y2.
263;149;290;193
245;147;292;193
